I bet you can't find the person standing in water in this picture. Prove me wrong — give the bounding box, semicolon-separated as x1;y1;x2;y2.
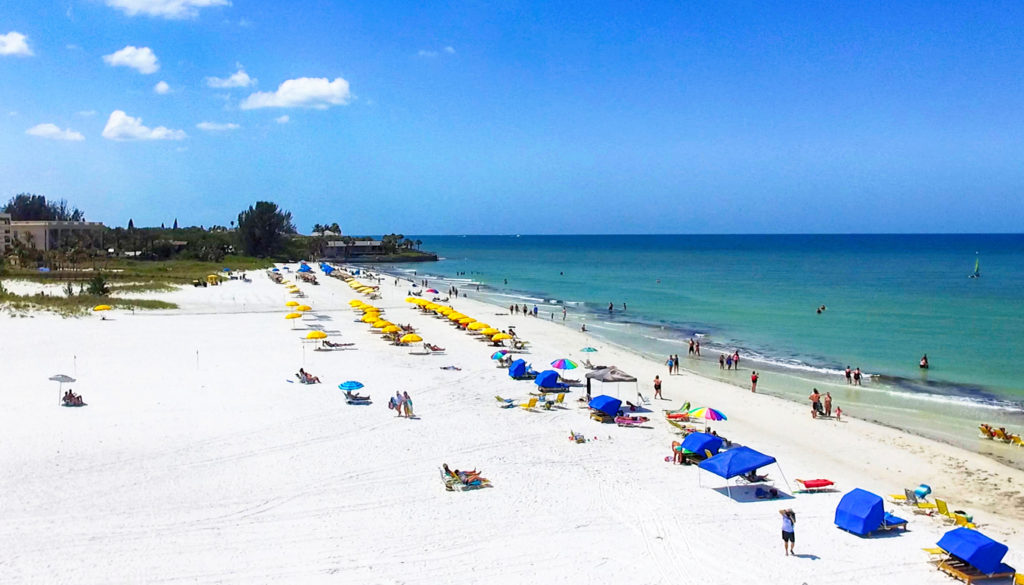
920;354;929;369
750;371;759;393
853;367;862;386
845;366;852;384
608;302;614;312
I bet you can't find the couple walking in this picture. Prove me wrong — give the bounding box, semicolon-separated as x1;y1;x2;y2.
389;391;414;417
666;354;680;375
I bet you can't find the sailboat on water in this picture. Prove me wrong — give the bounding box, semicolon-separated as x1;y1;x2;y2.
969;252;981;279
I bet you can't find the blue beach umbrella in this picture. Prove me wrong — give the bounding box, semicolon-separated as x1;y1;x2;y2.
338;381;364;391
580;347;597;353
222;267;231;272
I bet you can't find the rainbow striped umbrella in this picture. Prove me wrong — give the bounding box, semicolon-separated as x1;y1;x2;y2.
687;407;727;422
491;350;509;360
550;358;578;371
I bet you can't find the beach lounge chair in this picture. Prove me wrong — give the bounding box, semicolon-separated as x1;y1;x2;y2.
992;428;1012;442
894;489;937;512
937;557;1015;584
519;397;538;411
637;393;652;406
923;546;949;564
979;425;995;439
954;514;977;530
541;393;566;410
936;499;956;523
795;479;835;493
879;512;909;531
495;396;516;409
1012;435;1024;447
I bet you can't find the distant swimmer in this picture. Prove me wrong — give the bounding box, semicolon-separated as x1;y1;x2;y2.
608;302;614;312
816;304;826;314
920;354;929;369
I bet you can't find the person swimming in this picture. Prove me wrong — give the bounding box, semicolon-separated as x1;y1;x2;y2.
920;354;929;369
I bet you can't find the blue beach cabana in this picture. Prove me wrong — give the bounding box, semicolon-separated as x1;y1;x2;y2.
835;489;884;535
535;370;569;390
698;446;790;497
936;527;1015;579
680;432;724;457
509;359;536;380
588;395;622;417
834;488;908;536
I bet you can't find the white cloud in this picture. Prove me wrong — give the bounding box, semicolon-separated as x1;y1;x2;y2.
103;45;159;74
444;46;455;54
275;115;289;124
102;110;186;141
196;121;239;131
26;123;85;141
77;110;97;117
0;32;33;57
205;66;255;88
417;49;437;58
154;81;171;94
240;77;351;110
105;0;230;19
418;46;455;58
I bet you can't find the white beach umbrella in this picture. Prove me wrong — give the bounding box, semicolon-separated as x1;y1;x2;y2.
49;374;76;405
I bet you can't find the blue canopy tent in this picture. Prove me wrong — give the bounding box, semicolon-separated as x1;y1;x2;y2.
835;489;885;535
589;395;622;417
680;432;724;457
937;527;1015;576
535;370;569;390
698;446;790;497
297;264;312;273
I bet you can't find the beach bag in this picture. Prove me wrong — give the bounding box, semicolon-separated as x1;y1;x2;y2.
388;397;396;410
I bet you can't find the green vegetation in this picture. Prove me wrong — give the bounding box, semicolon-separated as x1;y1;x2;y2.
236;201;296;257
0;290;177;317
3;193;85;221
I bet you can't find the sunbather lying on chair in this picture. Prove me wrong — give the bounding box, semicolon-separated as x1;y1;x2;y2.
423;343;445;352
323;340;355;348
742;469;769;483
345;390;370;401
62;389;84;406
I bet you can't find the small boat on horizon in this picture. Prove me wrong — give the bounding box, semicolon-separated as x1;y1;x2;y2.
969;252;981;279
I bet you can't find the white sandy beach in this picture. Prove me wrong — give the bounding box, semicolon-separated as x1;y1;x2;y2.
1;269;1021;584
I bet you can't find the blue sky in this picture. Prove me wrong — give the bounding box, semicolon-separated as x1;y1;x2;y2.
2;1;1024;234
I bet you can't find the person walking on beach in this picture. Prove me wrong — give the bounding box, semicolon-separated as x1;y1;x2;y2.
733;351;740;368
750;371;759;393
688;339;695;356
653;375;662;399
674;354;680;374
719;354;725;369
726;354;733;370
780;509;796;556
853;367;862;386
510;304;515;315
695;340;700;357
845;366;852;384
824;392;832;417
393;391;405;417
562;307;566;320
666;356;674;375
402;391;414;417
532;305;538;317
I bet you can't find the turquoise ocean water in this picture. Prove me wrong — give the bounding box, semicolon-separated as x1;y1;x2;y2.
376;235;1024;465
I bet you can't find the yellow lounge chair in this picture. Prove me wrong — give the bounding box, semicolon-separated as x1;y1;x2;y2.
1009;434;1023;447
541;393;566;410
495;395;516;409
1015;572;1024;585
935;499;956;523
979;424;994;439
923;546;948;564
954;513;977;529
520;397;538;410
992;428;1012;442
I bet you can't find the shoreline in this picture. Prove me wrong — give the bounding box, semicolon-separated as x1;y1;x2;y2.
372;263;1024;472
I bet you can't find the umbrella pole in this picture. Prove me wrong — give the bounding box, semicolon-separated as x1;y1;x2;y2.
776;463;792;494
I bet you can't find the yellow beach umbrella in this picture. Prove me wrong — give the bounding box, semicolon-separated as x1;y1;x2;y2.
448;313;466;321
467;322;487;330
306;330;328;340
296;305;312;312
437;307;453;315
372;320;391;328
481;327;500;335
492;333;512;341
400;333;423;343
93;304;111;312
458;317;476;325
285;301;300;307
349;299;363;306
405;297;419;303
382;325;401;333
285;312;302;320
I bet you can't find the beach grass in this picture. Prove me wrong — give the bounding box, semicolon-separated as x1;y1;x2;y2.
0;291;177;316
2;256;274;284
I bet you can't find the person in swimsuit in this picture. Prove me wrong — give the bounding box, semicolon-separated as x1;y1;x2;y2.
809;388;822;418
824;392;832;417
653;375;662;399
845;366;852;384
750;371;758;393
853;368;862;386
